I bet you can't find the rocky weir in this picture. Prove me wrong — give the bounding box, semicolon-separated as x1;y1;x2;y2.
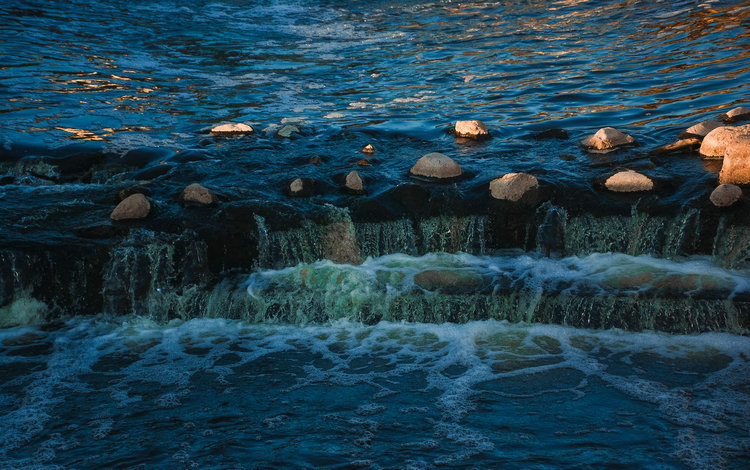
1;117;750;333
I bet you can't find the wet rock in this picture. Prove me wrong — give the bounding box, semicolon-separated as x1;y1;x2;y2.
532;128;569;140
489;173;538;202
581;127;636;151
718;106;750;123
287;177;319;197
649;138;701;156
308;155;323;166
362;144;375;154
118;147;172;169
110;193;150;221
709;184;742;207
605;170;653;192
700;125;750;158
210;122;254;135
719;136;750;184
131;164;172;181
409;152;462;179
182;183;218;205
454;120;490;139
357;159;371;167
276;125;300;138
323;221;362;265
345;171;364;192
169;150;209;164
679;120;723;139
413;269;483;293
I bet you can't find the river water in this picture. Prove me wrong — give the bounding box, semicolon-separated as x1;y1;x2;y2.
2;0;750;468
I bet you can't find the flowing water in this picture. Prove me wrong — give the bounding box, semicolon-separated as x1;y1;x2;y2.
2;0;750;468
1;319;749;469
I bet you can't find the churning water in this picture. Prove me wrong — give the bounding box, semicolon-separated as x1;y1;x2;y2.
1;319;749;469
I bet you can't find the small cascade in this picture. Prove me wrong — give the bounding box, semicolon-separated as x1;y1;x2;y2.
101;229;211;321
355;219;418;259
561;207;703;259
238;253;750;333
713;216;750;269
417;214;487;254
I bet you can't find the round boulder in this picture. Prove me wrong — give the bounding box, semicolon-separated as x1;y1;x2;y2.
210;122;254;135
605;170;654;192
409;152;462;179
710;184;742;207
581;127;636;151
289;178;305;194
182;183;217;205
699;125;750;158
345;170;364;192
489;173;538;202
276;125;300;138
719;106;750;123
680;119;722;139
454;120;490;139
110;193;150;221
719;134;750;184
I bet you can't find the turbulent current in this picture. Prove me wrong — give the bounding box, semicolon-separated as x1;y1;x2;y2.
2;0;750;468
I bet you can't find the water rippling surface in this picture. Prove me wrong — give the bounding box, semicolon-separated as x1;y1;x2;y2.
0;318;748;469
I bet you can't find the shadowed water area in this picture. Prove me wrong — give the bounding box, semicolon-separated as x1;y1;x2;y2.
2;2;750;467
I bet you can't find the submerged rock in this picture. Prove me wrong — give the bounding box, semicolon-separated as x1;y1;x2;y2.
413;269;484;293
409;152;462;179
357;159;371;167
605;170;654;192
210;122;254;135
276;125;300;138
700;125;750;158
532;128;569;140
680;119;722;139
718;106;750;123
454;120;490;139
650;138;701;156
581;127;636;151
489;173;538;202
362;144;375;154
182;183;217;205
110;193;150;221
710;184;742;207
719;136;750;184
345;171;364;192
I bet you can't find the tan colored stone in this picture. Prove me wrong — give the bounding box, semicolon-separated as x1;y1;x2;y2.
289;178;304;193
719;106;750;123
581;127;636;151
454;120;489;139
345;171;364;191
681;119;722;138
489;173;538;201
409;153;462;179
182;183;217;205
210;122;254;135
110;193;150;220
700;125;750;158
650;138;701;156
719;136;750;184
362;144;375;154
605;170;653;192
709;184;742;207
276;125;300;138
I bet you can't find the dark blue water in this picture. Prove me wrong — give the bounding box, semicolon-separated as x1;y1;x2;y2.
1;0;749;217
2;1;750;468
1;319;749;469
